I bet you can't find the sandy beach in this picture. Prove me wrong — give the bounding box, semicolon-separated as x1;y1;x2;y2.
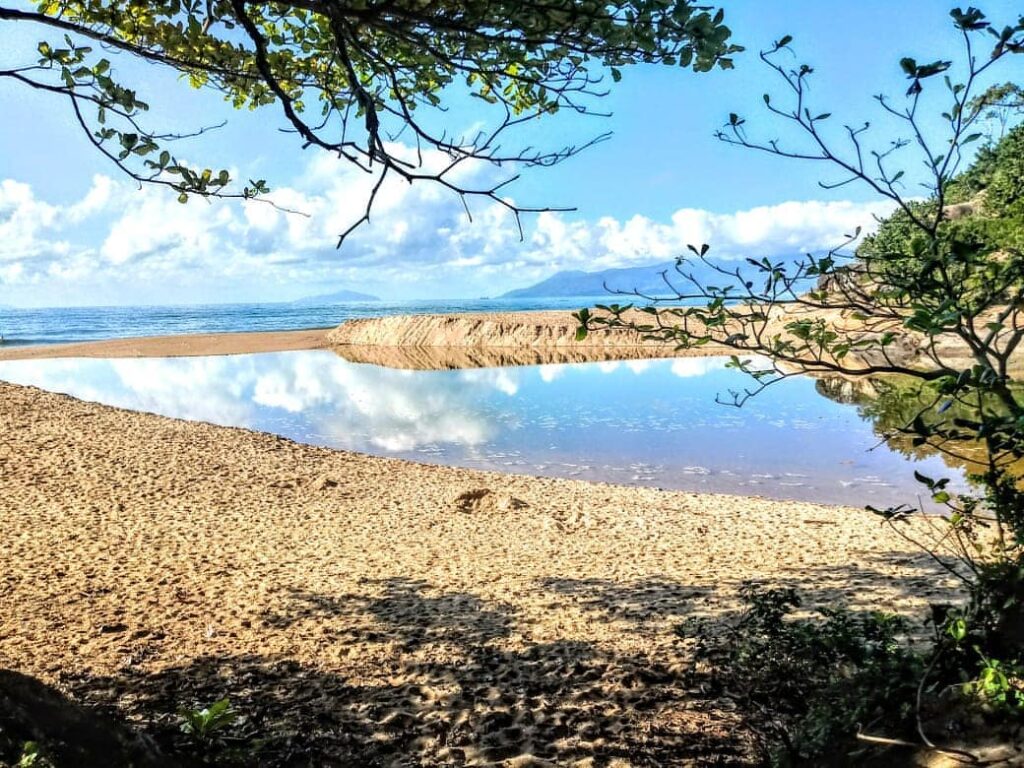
0;380;960;765
0;328;331;361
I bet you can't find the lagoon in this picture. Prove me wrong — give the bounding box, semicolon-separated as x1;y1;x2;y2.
0;350;966;508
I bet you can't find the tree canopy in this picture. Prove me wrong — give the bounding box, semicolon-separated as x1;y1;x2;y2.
0;0;739;242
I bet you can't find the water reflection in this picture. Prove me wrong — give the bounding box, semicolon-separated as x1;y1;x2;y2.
0;351;965;506
814;374;1024;484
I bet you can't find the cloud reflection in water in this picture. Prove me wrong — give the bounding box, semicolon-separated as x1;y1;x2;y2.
0;350;964;506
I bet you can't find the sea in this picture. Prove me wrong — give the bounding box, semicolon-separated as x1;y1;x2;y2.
0;297;606;348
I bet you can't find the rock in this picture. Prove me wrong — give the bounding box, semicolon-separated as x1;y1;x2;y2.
0;670;187;767
453;488;529;514
314;474;340;491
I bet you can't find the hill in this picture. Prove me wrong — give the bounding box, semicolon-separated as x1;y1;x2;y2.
499;260;726;300
291;288;380;304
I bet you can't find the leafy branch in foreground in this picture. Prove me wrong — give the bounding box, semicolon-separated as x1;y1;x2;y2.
0;0;741;242
578;5;1024;760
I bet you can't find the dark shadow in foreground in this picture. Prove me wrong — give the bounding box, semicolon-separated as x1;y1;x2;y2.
7;559;969;767
54;577;750;767
0;669;188;767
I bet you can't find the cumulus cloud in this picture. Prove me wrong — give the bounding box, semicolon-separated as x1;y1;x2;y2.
0;149;896;304
527;199;896;272
0;179;62;262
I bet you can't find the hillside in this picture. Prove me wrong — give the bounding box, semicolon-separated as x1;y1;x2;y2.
859;123;1024;262
499;260;719;299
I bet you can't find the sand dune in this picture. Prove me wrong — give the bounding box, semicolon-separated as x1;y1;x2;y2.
327;309;688;349
0;381;961;765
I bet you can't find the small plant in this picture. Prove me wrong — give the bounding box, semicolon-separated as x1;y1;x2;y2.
968;654;1024;712
179;698;237;743
15;742;52;768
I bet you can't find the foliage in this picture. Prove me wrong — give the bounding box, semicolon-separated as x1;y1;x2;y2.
14;743;52;768
946;553;1024;710
948;121;1024;210
680;585;922;765
0;0;740;242
178;698;237;743
863;124;1024;263
577;4;1024;756
966;81;1024;139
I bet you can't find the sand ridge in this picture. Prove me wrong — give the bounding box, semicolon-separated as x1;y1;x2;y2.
0;381;961;765
327;309;693;350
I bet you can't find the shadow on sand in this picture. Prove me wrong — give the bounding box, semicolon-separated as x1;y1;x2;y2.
11;552;958;767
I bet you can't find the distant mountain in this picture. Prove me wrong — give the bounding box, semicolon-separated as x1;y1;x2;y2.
291;288;380;304
500;260;727;300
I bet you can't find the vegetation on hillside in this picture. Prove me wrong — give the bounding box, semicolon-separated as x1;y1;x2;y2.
860;121;1024;268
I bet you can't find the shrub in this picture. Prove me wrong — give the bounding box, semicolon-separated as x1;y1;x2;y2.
679;584;923;766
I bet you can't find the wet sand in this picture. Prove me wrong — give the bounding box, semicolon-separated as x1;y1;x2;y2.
0;381;961;765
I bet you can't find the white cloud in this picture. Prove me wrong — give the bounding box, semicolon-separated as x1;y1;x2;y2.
0;179;61;262
0;149;897;305
538;364;568;383
527;199;895;273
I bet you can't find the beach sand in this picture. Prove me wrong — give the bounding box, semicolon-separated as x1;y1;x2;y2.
0;381;961;765
0;328;331;361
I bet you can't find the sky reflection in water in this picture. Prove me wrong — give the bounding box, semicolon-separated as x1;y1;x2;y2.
0;351;965;506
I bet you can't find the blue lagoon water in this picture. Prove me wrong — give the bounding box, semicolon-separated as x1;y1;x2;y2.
0;350;965;507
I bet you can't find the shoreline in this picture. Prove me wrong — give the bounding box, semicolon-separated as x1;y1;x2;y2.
0;380;961;764
0;327;332;361
0;311;730;367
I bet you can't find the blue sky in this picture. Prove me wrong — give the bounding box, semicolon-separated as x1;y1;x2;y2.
1;1;1022;306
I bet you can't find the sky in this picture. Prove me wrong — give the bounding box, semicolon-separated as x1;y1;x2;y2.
1;0;1022;307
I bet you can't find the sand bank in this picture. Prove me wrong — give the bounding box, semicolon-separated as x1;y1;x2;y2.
0;313;725;369
1;303;1004;375
328;308;1006;374
0;328;330;361
0;382;960;765
328;310;733;369
327;309;697;349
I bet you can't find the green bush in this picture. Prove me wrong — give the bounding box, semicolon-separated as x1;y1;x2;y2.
679;585;923;766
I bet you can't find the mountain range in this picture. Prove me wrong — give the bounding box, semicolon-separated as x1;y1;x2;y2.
291;288;380;304
499;259;732;300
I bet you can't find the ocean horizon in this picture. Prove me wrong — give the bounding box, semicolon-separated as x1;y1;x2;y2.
0;296;615;347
